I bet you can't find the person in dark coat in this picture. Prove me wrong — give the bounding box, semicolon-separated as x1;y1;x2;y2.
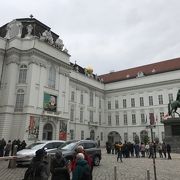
72;153;91;180
4;140;12;156
166;144;172;160
23;148;49;180
50;150;70;180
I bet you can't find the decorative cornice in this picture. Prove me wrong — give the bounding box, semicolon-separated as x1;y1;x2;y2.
6;58;20;65
5;47;71;70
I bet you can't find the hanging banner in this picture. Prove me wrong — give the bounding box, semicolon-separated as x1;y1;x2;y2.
28;116;40;140
43;93;57;112
59;120;67;140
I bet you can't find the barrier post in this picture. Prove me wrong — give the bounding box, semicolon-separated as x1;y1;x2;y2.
114;166;117;180
8;145;17;168
147;169;150;180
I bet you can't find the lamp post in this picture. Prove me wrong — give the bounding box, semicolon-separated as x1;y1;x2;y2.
146;124;157;180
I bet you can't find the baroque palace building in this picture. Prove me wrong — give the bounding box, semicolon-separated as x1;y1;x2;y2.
0;18;180;146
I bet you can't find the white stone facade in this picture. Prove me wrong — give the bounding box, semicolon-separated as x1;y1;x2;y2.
0;19;180;146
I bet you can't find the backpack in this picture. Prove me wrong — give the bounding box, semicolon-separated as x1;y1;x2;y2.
23;166;36;180
80;166;91;180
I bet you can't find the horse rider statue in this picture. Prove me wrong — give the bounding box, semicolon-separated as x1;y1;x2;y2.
168;89;180;117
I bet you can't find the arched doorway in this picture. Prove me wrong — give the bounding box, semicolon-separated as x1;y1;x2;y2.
140;130;148;143
90;130;95;140
43;123;53;140
108;131;121;144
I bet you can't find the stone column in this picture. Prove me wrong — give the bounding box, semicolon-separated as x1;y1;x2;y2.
27;58;39;112
5;55;19;110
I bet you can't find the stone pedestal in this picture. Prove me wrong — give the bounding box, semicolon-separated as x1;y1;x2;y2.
163;118;180;153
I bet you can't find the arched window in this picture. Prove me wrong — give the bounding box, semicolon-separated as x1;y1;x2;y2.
18;64;27;83
48;66;56;88
15;89;24;112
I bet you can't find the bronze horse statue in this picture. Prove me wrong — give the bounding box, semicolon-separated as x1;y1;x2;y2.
168;100;180;117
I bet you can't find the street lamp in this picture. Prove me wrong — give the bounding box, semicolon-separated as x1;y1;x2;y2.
146;124;157;180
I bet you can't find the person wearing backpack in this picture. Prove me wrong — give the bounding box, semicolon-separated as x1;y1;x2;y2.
23;148;49;180
72;153;91;180
50;150;70;180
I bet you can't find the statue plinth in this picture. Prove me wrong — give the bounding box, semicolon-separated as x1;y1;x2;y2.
163;118;180;153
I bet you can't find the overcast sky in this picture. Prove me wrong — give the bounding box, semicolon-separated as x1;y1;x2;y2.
1;0;180;75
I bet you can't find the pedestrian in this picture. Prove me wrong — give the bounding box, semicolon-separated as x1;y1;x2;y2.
20;140;27;150
50;150;70;180
0;138;6;157
162;142;167;158
157;143;163;158
145;143;149;157
116;142;123;162
167;144;172;160
72;153;91;180
140;143;145;157
4;140;12;156
148;143;154;158
71;146;93;180
23;148;49;180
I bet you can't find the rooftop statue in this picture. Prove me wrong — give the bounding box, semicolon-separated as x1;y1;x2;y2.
168;89;180;117
24;24;33;39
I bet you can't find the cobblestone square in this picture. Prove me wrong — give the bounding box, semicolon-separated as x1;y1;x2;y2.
0;149;180;180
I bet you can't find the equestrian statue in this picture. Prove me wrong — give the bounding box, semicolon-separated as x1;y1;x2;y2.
168;89;180;117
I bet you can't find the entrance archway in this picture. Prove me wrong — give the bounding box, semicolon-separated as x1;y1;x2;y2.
43;123;53;140
90;130;95;140
108;131;121;144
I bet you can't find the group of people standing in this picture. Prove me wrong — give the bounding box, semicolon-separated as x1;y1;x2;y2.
24;145;93;180
106;141;172;161
0;138;27;157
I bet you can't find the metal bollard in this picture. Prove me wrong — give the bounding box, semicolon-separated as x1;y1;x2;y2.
114;166;117;180
8;145;18;168
147;169;150;180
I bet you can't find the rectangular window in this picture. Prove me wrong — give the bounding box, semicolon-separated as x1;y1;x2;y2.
161;132;165;141
168;93;173;103
80;108;83;122
131;98;135;107
108;101;111;110
160;112;164;121
70;129;74;140
158;95;163;104
90;92;93;106
99;112;101;125
149;96;153;106
116;115;119;125
124;132;128;142
80;93;83;104
132;114;136;125
108;115;111;126
100;132;103;141
81;130;84;140
124;114;128;125
89;111;93;122
99;98;101;109
133;132;136;140
123;99;127;108
115;100;119;109
71;91;75;102
141;114;145;124
140;97;144;106
70;108;74;121
15;93;24;112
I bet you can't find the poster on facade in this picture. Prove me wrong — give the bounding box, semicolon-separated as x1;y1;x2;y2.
28;116;40;140
43;93;57;112
59;120;67;140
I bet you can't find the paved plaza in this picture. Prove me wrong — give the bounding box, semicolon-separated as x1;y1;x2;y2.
0;149;180;180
